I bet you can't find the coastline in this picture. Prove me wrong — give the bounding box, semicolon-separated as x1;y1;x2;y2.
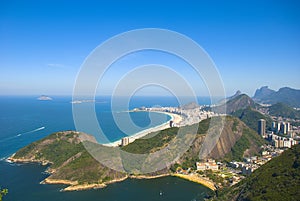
129;173;170;180
5;110;216;193
42;173;215;192
41;176;129;191
172;173;216;191
7;154;216;192
102;111;183;147
7;154;51;166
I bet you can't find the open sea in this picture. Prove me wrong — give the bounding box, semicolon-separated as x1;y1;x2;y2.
0;96;213;201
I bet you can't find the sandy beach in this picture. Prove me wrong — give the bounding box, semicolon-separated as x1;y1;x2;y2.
172;173;216;191
102;111;183;147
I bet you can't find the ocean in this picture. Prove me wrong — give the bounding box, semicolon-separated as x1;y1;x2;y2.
0;96;213;201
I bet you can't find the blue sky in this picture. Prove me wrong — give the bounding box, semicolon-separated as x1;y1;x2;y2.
0;0;299;96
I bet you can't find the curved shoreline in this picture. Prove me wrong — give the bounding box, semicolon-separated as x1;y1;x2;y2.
102;111;183;147
7;155;215;192
171;173;216;191
42;173;215;192
41;176;129;191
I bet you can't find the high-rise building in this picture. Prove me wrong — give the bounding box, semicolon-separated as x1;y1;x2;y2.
286;122;290;134
277;122;281;132
121;137;129;146
280;122;289;134
258;119;266;136
272;122;276;131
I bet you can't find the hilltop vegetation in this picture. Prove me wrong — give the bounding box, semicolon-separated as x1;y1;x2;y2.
214;94;259;114
267;102;300;120
12;131;126;187
123;116;265;169
232;107;272;131
214;144;300;201
12;116;266;190
121;127;179;154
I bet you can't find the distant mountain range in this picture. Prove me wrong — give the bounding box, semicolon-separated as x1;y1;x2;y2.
253;86;300;108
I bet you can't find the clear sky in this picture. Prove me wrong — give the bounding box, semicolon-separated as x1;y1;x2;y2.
0;0;299;97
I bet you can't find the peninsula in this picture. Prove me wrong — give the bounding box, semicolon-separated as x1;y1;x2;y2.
9;115;265;192
8;94;300;197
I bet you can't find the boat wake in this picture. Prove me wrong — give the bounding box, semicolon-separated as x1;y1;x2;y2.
18;126;45;136
0;126;45;143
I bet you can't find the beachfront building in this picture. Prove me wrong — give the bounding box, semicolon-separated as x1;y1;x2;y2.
196;159;219;171
121;137;129;146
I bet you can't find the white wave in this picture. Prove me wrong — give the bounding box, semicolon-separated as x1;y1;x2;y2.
0;126;45;143
19;126;45;135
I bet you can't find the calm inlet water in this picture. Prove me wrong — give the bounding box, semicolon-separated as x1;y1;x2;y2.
0;96;213;201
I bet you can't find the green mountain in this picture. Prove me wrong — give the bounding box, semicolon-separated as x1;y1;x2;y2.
206;116;265;162
218;90;242;105
232;107;272;132
253;86;300;108
214;144;300;201
215;93;273;133
11;131;126;190
124;116;265;167
267;102;300;120
11;116;265;190
214;94;259;114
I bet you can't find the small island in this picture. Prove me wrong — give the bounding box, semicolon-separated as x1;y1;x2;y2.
37;95;53;101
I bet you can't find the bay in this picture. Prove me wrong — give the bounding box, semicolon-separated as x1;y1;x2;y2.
0;96;213;201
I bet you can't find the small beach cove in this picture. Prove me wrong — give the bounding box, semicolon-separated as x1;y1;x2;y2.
0;160;212;201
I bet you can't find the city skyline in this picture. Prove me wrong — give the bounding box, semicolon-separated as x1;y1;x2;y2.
1;0;300;96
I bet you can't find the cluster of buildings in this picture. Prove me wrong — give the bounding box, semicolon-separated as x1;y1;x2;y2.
196;159;219;171
229;159;259;175
228;144;287;176
258;119;298;148
271;121;291;135
266;133;297;148
258;119;293;137
145;106;220;127
227;147;289;178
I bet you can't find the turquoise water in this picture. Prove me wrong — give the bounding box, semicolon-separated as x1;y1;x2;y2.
0;96;174;158
0;96;213;201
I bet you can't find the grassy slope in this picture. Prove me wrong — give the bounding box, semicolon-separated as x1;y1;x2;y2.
124;116;265;166
232;107;272;132
268;102;300;119
13;116;266;184
13;131;126;184
121;127;179;154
